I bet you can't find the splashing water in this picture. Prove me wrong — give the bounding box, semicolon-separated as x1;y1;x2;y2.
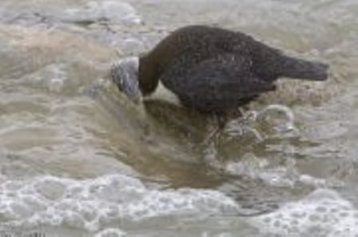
0;174;240;235
0;0;357;236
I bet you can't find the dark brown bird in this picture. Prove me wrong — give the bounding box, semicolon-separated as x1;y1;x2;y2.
111;25;328;128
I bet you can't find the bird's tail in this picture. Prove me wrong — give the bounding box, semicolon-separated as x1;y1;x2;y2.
278;55;329;81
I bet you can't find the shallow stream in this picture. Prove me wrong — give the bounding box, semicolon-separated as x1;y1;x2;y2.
0;0;357;236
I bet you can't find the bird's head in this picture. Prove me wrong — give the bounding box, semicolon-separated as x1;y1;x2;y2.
110;57;141;103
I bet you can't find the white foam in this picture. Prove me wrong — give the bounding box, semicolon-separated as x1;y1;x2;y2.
225;152;341;189
95;228;126;237
250;189;358;236
63;1;141;25
0;174;239;233
119;38;145;55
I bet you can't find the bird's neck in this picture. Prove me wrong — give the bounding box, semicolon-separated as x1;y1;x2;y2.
138;56;160;95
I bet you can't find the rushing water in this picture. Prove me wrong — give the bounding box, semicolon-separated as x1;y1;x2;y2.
0;0;357;236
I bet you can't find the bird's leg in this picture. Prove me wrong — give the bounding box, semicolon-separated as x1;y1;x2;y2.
238;107;247;117
202;114;227;146
201;114;227;171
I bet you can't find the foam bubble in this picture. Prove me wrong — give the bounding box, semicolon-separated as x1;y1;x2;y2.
250;189;358;236
225;104;300;142
0;174;239;233
33;63;67;93
95;228;126;237
225;153;298;188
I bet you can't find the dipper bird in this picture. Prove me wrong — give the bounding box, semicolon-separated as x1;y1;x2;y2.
111;25;328;128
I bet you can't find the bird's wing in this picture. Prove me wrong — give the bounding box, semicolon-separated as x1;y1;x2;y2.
159;54;275;111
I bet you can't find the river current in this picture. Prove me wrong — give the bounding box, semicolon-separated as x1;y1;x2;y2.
0;0;357;236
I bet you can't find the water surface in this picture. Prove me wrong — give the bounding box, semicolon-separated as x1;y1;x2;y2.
0;0;357;236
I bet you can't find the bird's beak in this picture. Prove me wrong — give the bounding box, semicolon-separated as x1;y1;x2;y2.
111;57;142;103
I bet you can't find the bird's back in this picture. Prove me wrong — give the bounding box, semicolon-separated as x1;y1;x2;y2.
138;25;275;96
140;25;259;80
